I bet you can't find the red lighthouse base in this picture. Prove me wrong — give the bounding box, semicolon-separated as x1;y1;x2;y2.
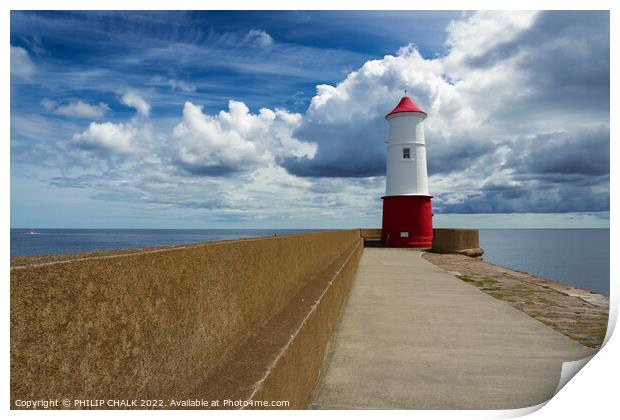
381;195;433;248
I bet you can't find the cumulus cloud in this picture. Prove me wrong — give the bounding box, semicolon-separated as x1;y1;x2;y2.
70;93;153;156
508;126;610;178
121;90;151;117
35;11;609;219
171;100;315;175
72;122;141;155
41;98;109;119
10;45;36;79
281;11;609;214
245;29;274;47
442;11;538;70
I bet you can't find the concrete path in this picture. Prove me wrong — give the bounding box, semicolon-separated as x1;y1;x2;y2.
311;248;595;409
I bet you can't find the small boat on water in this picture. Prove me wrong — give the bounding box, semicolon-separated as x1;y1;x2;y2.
25;229;38;235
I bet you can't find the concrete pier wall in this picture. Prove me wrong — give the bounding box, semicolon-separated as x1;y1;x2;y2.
431;228;484;256
197;239;363;409
11;230;362;407
359;228;381;240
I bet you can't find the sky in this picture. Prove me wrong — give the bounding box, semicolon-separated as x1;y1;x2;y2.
10;10;610;229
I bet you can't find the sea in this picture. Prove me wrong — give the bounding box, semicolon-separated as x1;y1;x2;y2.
479;229;609;296
10;228;610;296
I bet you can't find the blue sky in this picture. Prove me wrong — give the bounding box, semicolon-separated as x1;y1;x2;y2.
10;11;457;116
10;11;610;228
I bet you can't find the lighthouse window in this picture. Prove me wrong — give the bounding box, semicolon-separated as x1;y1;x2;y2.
402;148;411;159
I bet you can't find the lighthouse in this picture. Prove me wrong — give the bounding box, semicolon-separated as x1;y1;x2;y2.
381;95;433;248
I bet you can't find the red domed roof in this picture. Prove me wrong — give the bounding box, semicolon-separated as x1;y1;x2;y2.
385;96;427;119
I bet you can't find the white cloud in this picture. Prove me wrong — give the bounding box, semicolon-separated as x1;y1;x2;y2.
41;98;57;111
72;122;140;155
168;79;197;92
245;29;274;47
121;90;151;117
63;92;156;157
11;46;35;79
293;12;545;170
443;11;538;72
40;11;608;223
41;99;109;119
171;100;314;175
283;11;608;213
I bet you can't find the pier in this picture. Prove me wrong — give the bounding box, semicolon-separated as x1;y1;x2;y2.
311;248;595;409
10;229;602;409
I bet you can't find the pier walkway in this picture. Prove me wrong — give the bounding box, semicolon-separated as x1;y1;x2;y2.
311;248;594;409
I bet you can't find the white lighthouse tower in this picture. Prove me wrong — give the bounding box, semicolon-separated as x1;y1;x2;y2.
381;95;433;247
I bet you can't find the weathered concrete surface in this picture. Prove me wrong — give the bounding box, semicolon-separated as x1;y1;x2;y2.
359;228;383;248
311;248;595;409
11;230;360;407
359;228;382;240
431;228;483;257
422;252;609;349
193;239;363;409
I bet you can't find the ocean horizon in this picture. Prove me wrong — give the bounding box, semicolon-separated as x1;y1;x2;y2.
10;227;609;296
